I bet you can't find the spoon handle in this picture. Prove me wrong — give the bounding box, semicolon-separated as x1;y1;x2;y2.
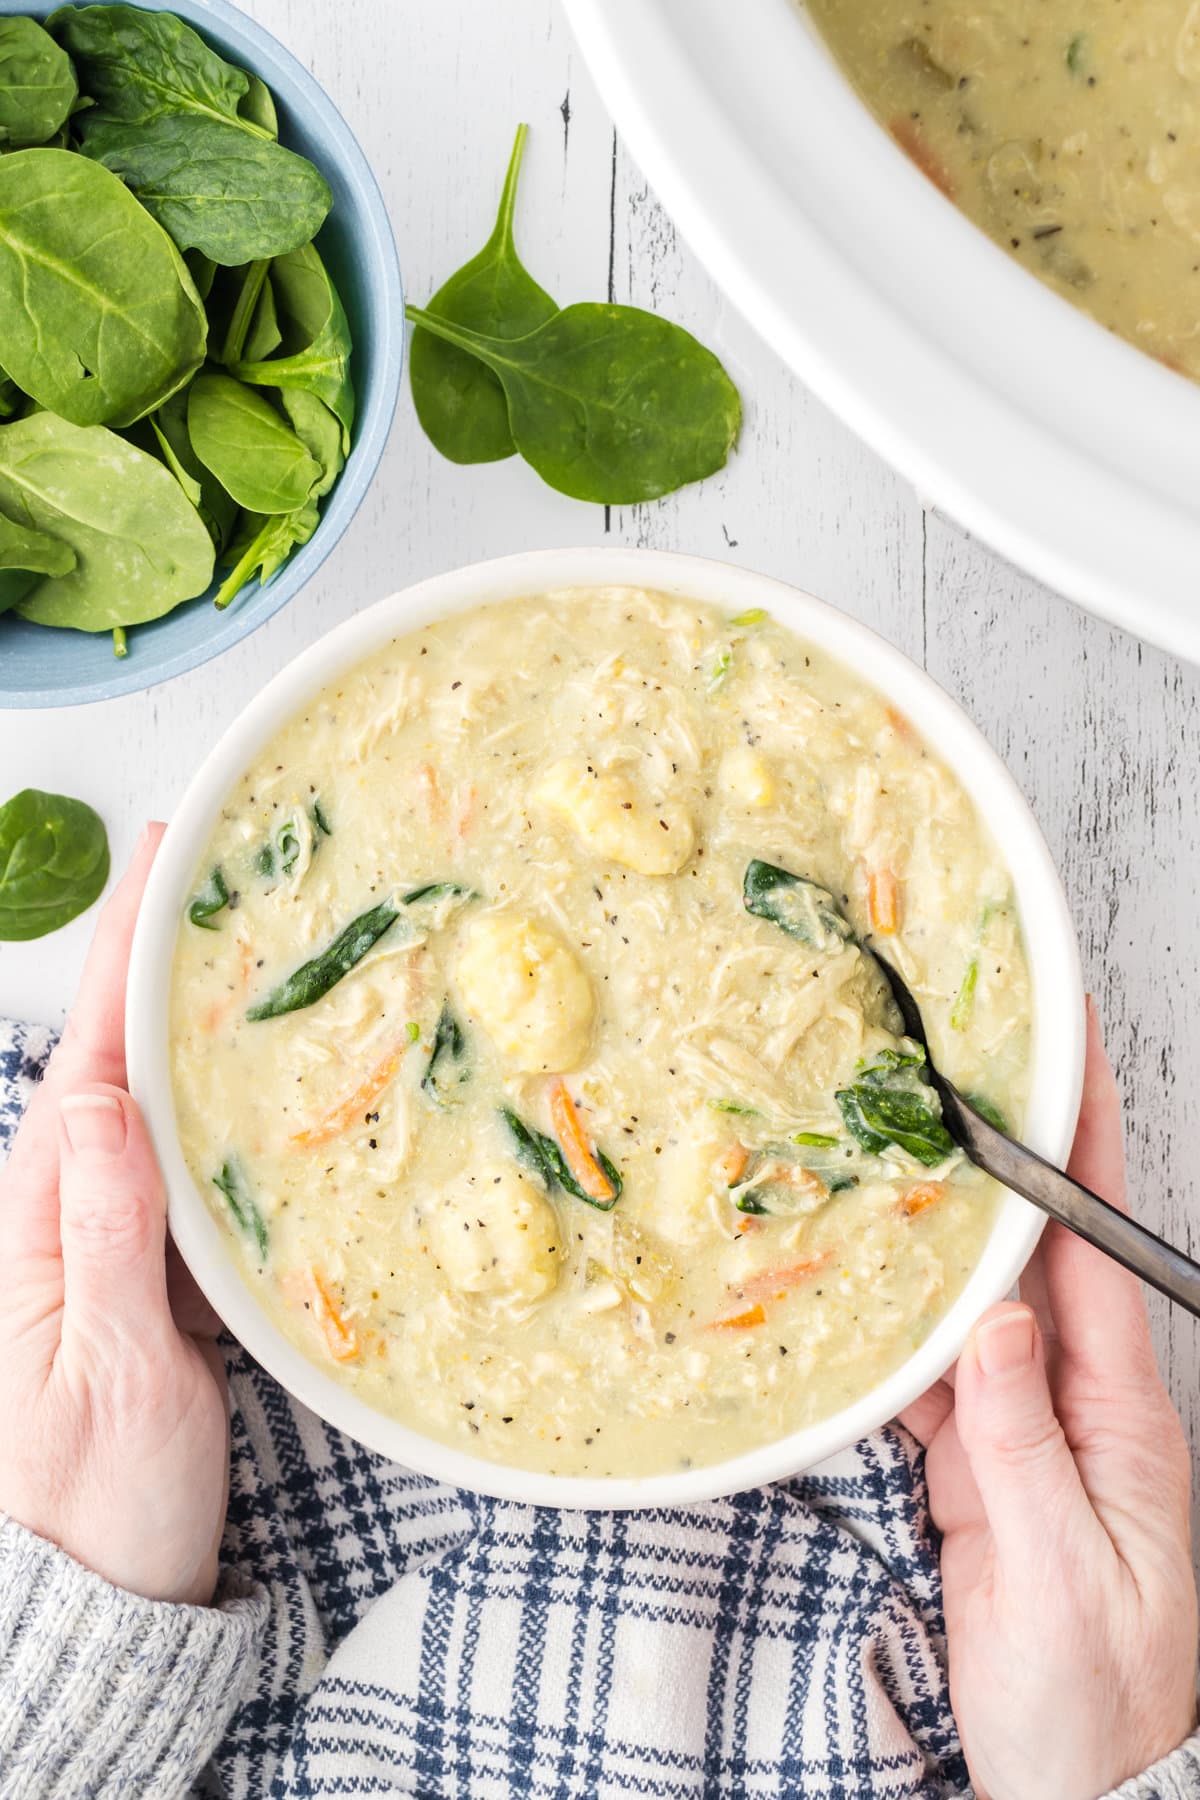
943;1086;1200;1320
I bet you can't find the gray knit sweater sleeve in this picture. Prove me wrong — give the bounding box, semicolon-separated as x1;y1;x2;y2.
0;1516;266;1800
1104;1730;1200;1799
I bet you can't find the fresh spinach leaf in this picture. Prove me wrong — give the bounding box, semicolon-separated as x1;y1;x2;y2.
404;299;741;503
185;247;217;298
231;242;355;451
188;373;320;514
188;865;229;928
0;149;208;428
212;1157;268;1260
0;787;109;940
242;271;280;362
150;389;238;551
279;388;343;497
410;123;557;465
0;509;75;616
217;258;269;365
213;502;318;609
836;1081;955;1168
77;112;331;265
246;899;400;1020
238;72;276;138
48;4;267;135
0;412;213;632
742;859;856;953
0;17;77;149
421;1000;468;1107
0;373;19;420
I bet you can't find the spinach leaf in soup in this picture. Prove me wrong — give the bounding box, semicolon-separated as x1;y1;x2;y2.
188;865;230;929
77;113;332;265
231;242;355;452
48;3;267;135
212;1157;268;1261
836;1055;956;1168
421;1001;469;1107
0;412;214;633
410;123;558;466
742;859;856;953
213;503;318;610
403;300;742;504
0;17;77;149
187;373;321;515
0;150;208;428
246;899;400;1020
0;509;76;617
0;787;109;941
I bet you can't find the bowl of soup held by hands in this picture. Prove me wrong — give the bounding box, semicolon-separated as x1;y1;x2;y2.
127;549;1084;1506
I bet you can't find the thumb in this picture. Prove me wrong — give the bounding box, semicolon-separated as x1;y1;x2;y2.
954;1302;1093;1568
58;1086;171;1350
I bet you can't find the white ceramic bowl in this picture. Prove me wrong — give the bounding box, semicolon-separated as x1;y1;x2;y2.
563;0;1200;667
126;547;1086;1508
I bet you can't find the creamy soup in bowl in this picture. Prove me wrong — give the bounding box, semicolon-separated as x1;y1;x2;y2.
127;549;1084;1506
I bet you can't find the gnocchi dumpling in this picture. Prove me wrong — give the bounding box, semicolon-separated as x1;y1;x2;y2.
455;911;593;1072
650;1110;731;1246
718;745;775;809
535;758;695;875
428;1166;560;1301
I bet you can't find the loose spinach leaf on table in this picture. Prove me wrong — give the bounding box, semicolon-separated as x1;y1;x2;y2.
0;17;77;149
0;412;214;632
410;122;557;465
404;301;741;503
48;3;268;135
0;149;207;428
213;502;318;610
77;112;331;265
231;242;355;452
188;372;320;515
0;787;109;941
0;509;76;616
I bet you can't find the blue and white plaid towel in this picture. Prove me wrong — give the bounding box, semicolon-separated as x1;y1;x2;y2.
0;1018;968;1799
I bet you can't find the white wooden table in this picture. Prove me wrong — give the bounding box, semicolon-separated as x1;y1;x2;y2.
2;0;1198;1537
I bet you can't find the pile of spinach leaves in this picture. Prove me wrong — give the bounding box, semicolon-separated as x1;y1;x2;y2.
0;5;354;657
408;125;741;503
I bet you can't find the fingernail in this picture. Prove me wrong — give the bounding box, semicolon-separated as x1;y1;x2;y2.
976;1309;1035;1377
61;1093;127;1160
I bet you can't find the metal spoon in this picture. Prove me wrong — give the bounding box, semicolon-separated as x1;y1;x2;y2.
872;950;1200;1321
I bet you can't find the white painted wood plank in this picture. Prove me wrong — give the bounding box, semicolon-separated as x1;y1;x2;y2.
0;0;1197;1553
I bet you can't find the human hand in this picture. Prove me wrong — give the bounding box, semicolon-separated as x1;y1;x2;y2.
0;826;228;1607
902;1001;1198;1800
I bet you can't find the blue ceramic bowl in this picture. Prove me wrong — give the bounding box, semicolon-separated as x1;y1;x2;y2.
0;0;403;708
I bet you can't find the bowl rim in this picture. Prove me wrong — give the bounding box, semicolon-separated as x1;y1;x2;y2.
126;546;1086;1508
0;0;403;709
561;0;1200;668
